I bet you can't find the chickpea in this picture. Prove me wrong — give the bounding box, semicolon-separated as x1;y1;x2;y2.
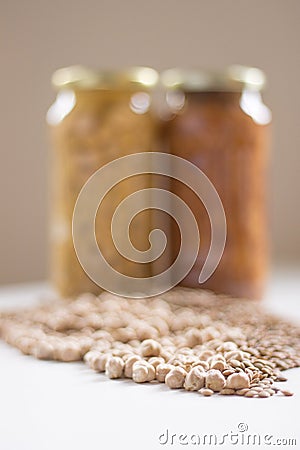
132;361;155;383
140;339;161;357
205;370;226;392
124;355;142;378
184;366;206;391
156;363;174;383
226;373;250;390
105;356;124;379
165;367;187;389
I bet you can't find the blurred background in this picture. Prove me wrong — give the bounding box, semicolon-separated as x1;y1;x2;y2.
0;0;299;284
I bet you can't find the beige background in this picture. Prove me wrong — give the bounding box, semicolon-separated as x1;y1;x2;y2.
0;0;299;284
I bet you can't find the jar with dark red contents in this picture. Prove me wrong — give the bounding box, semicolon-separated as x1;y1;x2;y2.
161;66;271;299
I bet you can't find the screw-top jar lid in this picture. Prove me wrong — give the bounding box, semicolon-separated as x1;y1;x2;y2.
160;65;266;92
52;65;159;90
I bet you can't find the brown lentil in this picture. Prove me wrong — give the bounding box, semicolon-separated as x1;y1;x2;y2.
280;389;294;397
219;388;235;395
199;388;214;397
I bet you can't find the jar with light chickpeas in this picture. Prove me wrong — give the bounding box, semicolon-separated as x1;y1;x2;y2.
47;66;159;297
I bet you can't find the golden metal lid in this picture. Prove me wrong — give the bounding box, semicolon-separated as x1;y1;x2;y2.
52;65;159;90
160;65;266;92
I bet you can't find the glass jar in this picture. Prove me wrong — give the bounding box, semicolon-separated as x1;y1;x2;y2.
161;66;271;299
47;66;158;297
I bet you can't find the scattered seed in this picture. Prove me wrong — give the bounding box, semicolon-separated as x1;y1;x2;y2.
226;373;250;390
236;388;250;396
206;370;226;392
124;355;141;378
280;389;294;397
105;356;124;379
156;363;174;382
258;390;270;398
140;339;161;357
277;375;288;382
184;366;206;391
244;390;257;398
219;388;235;395
165;367;187;389
223;369;235;377
199;388;214;396
265;388;276;396
132;362;149;383
210;359;226;371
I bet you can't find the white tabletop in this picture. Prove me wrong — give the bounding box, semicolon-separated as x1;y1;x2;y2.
1;268;300;450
